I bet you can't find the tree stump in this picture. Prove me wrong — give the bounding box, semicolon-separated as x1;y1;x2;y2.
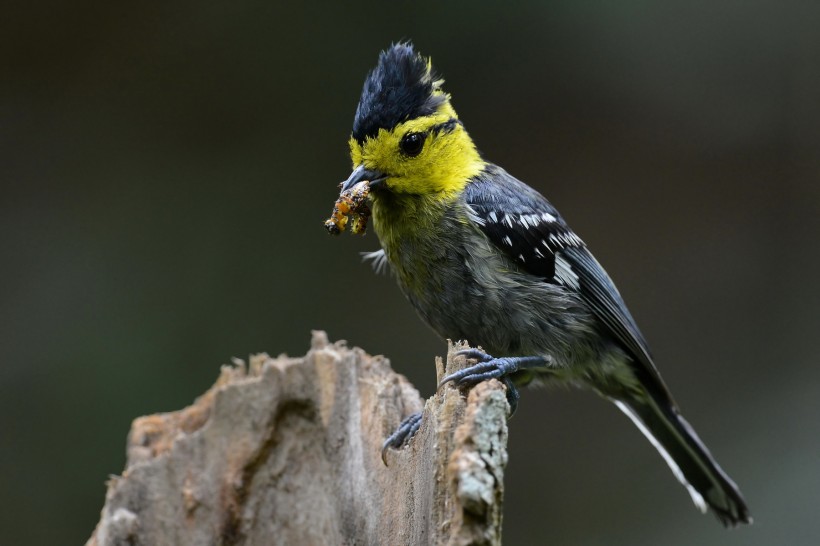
86;331;509;546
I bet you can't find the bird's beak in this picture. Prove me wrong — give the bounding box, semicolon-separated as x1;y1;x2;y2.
341;165;387;192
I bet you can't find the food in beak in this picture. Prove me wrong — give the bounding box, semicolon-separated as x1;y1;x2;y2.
324;180;371;235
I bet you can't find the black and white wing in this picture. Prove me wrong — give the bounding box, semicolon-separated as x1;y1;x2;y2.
464;165;662;385
464;167;753;525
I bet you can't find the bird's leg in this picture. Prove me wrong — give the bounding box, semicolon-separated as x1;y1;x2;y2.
382;350;547;463
381;411;422;465
440;349;550;415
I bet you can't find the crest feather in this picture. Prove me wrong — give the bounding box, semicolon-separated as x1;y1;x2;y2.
352;43;447;142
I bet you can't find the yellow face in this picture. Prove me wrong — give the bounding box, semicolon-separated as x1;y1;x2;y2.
348;101;484;198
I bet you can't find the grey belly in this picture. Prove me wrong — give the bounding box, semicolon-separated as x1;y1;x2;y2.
391;232;599;368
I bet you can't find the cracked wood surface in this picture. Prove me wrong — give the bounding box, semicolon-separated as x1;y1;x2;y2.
86;332;509;546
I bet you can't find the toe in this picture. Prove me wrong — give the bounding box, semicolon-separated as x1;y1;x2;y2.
439;361;499;388
454;348;493;362
381;412;423;465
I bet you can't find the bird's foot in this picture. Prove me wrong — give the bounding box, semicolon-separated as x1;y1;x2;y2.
381;411;422;465
439;349;549;415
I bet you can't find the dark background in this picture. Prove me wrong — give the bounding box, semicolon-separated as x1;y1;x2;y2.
2;2;819;544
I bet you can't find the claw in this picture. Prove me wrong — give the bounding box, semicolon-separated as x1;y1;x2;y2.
453;348;493;362
381;412;423;465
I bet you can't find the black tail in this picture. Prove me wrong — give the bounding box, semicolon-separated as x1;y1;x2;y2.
612;392;751;526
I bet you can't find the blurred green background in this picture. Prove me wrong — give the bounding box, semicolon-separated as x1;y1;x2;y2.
2;1;819;544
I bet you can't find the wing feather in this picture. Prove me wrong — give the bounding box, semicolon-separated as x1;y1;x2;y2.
464;165;666;387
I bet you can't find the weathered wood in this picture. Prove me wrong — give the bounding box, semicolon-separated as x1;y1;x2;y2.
86;332;509;546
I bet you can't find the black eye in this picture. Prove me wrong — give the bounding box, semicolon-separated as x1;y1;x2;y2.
399;132;425;157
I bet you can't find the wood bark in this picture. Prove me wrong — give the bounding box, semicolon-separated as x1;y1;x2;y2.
86;331;509;546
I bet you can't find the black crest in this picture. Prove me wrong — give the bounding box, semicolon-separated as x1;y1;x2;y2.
352;43;447;142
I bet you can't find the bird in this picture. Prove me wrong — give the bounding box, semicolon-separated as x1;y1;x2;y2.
335;42;751;526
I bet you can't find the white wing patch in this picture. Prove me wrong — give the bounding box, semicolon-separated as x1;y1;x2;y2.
554;254;580;289
479;209;557;230
464;204;486;226
517;213;555;228
549;231;583;247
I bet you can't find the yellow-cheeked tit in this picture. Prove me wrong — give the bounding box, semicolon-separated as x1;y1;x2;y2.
338;43;750;526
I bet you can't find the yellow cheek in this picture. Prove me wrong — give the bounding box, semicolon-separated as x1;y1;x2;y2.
348;107;483;195
360;132;402;172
